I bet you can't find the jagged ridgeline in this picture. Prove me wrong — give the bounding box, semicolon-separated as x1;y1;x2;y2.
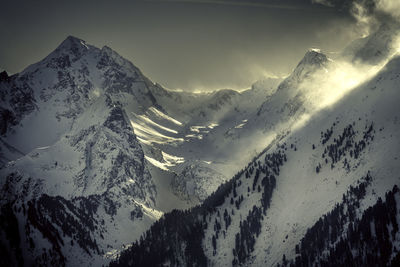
1;21;400;266
111;148;287;266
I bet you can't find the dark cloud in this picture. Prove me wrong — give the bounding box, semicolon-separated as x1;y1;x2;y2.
313;0;400;22
313;0;376;13
0;0;360;91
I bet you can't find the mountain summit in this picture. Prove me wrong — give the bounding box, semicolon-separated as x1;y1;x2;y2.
290;49;329;83
112;46;400;267
0;37;164;266
1;29;400;267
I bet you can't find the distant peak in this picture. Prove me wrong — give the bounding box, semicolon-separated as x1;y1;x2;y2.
65;35;83;43
296;49;328;70
44;35;93;65
303;49;327;61
57;35;87;49
50;35;93;59
288;49;328;82
309;48;321;53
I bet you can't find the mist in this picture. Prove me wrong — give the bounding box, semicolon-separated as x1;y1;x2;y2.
0;0;363;92
301;0;400;112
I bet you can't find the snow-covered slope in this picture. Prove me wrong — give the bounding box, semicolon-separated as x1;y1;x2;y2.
0;36;170;266
0;35;283;265
0;36;159;155
111;29;400;267
3;23;400;266
132;75;283;203
194;49;332;180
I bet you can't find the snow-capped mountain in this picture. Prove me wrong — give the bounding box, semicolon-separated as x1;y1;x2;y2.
194;48;332;180
111;25;400;267
0;35;283;265
0;36;161;157
2;20;400;266
0;36;170;265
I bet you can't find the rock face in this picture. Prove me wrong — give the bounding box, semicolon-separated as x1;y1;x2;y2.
0;36;161;266
172;163;226;203
0;36;161;154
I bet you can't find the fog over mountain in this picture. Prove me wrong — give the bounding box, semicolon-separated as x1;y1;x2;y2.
1;0;367;92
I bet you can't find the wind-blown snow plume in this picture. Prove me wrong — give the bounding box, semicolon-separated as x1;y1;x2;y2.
376;0;400;20
312;0;400;35
299;36;399;113
307;0;400;111
300;58;383;110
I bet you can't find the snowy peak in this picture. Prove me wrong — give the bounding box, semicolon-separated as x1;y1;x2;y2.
57;35;88;49
51;35;92;61
291;49;328;81
255;49;328;118
301;49;327;65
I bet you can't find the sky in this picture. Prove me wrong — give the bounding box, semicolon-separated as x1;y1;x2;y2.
0;0;368;91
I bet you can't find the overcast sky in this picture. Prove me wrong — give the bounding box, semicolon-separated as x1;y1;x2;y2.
0;0;362;91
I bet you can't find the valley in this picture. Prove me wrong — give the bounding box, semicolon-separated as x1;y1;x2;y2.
1;20;400;267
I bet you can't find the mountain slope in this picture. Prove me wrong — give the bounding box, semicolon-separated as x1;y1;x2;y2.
130;71;283;203
0;36;168;266
0;35;284;265
0;95;160;265
0;36;161;156
2;26;400;266
288;183;400;267
111;50;400;267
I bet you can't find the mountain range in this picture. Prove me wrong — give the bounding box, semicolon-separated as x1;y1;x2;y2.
1;21;400;266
